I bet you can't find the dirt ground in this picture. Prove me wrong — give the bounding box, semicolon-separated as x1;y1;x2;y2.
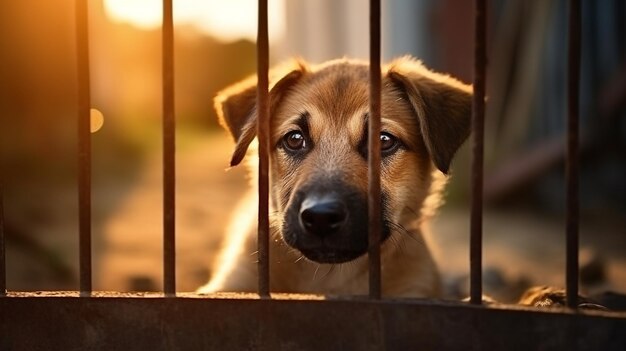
5;132;626;302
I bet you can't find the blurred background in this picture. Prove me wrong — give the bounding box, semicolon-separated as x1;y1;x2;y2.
0;0;624;302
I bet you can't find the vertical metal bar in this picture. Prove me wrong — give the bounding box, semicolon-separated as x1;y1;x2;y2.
162;0;176;295
566;0;581;309
0;178;6;295
368;0;382;300
76;0;92;295
470;0;487;305
257;0;271;298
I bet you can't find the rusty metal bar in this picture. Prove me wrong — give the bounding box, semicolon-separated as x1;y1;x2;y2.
0;178;5;295
566;0;581;309
76;0;92;295
2;294;625;350
162;0;176;295
257;0;271;298
368;0;382;300
470;0;487;305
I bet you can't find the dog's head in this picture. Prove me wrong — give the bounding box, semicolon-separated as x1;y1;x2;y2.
215;57;472;264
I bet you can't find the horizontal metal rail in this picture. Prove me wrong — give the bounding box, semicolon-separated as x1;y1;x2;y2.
1;293;625;350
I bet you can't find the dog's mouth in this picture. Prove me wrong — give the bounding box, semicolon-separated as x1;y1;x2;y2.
298;248;365;264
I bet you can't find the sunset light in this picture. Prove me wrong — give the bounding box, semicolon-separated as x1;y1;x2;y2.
103;0;286;42
90;108;104;133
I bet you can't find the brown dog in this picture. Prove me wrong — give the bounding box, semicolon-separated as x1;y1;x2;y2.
198;56;472;297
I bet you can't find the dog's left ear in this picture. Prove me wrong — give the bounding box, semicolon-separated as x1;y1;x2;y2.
214;60;307;166
387;57;473;174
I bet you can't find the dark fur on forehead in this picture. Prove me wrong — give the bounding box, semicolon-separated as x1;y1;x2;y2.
300;60;369;122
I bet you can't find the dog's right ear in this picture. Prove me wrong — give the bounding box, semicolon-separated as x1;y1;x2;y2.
214;60;307;167
386;56;473;174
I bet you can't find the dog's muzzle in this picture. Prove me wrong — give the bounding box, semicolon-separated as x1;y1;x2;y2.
282;180;386;264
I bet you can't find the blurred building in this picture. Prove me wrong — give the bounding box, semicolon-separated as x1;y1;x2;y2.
283;0;626;212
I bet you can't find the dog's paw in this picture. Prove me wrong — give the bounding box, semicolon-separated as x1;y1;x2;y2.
518;286;608;310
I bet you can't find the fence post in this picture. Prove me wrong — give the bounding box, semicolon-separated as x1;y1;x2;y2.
162;0;177;296
257;0;271;298
76;0;92;296
470;0;487;305
566;0;581;309
0;178;5;295
368;0;382;300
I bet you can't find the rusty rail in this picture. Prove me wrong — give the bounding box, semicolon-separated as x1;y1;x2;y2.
1;293;625;350
566;0;581;309
256;0;271;297
470;0;487;305
368;0;382;300
162;0;176;296
0;178;5;295
76;0;92;295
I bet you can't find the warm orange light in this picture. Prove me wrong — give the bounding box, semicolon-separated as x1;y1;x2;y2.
90;108;104;133
103;0;286;42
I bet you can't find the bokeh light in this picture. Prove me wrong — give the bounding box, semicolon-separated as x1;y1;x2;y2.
90;108;104;133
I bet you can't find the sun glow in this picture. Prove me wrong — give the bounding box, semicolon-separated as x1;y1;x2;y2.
103;0;286;42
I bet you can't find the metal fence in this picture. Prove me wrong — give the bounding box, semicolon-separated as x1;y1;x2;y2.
1;0;625;350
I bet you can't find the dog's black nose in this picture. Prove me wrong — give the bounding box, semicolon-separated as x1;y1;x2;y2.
299;197;348;237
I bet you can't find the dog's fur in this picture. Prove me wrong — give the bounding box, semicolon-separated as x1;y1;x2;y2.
198;57;472;297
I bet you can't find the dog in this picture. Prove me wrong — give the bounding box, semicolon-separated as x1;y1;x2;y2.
197;56;472;297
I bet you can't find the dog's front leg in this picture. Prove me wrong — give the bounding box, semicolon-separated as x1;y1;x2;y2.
197;192;260;294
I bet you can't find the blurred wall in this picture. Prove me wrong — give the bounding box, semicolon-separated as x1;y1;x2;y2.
282;0;473;81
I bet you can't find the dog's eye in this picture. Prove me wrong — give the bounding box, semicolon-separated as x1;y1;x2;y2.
282;131;307;151
380;132;399;154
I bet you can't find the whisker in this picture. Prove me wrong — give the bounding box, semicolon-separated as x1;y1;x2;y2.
294;255;305;264
320;265;335;280
391;233;407;256
340;258;358;274
312;265;321;281
387;221;425;247
285;246;303;258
